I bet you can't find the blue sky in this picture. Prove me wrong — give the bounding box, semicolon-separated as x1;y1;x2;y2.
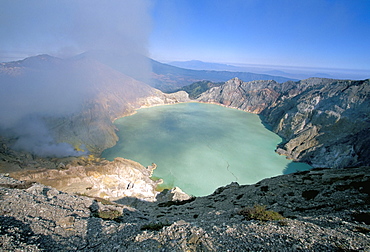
149;0;370;70
0;0;369;71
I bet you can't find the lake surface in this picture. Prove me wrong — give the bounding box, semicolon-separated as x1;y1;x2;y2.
102;102;311;196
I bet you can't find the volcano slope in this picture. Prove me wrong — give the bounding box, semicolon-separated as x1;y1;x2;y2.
0;54;190;156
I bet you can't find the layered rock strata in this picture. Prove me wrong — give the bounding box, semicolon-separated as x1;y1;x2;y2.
197;77;370;168
9;157;160;202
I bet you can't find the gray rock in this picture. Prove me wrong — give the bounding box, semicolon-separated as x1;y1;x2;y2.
10;157;162;202
198;77;370;168
1;166;369;251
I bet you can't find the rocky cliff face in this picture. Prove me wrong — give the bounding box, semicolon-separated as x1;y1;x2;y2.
197;78;281;113
10;157;160;202
264;79;370;168
0;139;191;204
197;77;370;168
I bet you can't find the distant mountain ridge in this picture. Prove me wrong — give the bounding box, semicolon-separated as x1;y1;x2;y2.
169;60;245;72
168;60;319;79
168;60;370;81
151;59;296;92
68;51;297;92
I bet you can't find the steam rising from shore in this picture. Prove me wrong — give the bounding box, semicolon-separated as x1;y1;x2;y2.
10;119;86;158
0;0;152;157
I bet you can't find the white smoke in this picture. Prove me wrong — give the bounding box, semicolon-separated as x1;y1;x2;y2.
0;0;152;157
0;0;152;60
10;118;86;158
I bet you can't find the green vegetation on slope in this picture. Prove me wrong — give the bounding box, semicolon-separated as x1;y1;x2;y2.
238;204;284;221
174;80;224;99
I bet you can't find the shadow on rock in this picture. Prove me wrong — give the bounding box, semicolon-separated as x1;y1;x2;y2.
0;216;57;251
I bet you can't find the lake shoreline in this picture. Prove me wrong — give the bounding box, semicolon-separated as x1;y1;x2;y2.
102;102;312;196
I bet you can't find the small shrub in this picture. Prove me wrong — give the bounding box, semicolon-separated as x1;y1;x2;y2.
141;222;171;231
238;205;284;221
94;210;122;220
158;196;196;207
94;197;116;206
278;219;289;226
75;194;117;206
75;192;89;197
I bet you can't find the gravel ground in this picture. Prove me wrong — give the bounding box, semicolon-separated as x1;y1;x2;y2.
1;167;369;251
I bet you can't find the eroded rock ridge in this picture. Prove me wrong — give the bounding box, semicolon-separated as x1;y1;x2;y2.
197;77;370;168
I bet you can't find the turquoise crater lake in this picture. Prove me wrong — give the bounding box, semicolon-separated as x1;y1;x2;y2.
102;102;311;196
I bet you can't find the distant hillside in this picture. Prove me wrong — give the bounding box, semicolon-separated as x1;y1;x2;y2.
168;60;245;71
71;51;297;92
175;80;224;99
168;60;370;81
150;59;297;92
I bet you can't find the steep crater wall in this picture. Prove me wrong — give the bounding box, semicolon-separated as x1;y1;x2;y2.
46;89;190;155
197;77;370;168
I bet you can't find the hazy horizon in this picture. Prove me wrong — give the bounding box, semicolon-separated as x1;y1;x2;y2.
1;51;368;84
1;0;370;72
164;59;370;80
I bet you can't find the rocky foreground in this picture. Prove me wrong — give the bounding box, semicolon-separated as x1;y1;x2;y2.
1;166;369;251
